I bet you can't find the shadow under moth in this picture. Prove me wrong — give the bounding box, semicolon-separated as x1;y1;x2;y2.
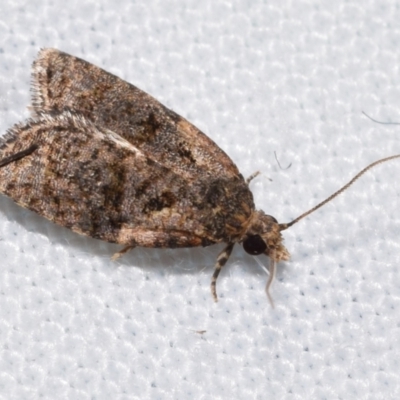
0;48;398;304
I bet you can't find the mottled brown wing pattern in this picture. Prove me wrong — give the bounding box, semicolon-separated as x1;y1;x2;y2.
0;111;253;248
1;48;398;303
31;48;242;182
0;48;268;302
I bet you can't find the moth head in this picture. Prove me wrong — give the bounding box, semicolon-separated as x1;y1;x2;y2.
240;154;400;306
243;153;400;262
242;211;290;262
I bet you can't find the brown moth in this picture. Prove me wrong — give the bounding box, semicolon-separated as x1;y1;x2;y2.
0;48;399;304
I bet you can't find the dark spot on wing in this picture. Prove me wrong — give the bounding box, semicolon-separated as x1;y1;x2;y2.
177;141;196;164
143;191;176;213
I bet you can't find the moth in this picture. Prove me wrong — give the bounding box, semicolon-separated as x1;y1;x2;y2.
0;48;398;304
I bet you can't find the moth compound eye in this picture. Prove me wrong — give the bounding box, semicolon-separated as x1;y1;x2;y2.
265;215;278;223
243;235;267;255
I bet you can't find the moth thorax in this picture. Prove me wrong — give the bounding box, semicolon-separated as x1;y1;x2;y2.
242;210;290;262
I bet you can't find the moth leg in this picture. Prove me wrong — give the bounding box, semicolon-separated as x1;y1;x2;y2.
211;242;235;302
265;257;277;308
246;171;260;184
0;144;39;168
111;245;136;261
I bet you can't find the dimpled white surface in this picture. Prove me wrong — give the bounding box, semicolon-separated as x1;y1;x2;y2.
0;1;399;399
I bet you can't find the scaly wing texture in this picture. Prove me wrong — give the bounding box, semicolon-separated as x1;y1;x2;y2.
0;111;254;247
31;48;242;183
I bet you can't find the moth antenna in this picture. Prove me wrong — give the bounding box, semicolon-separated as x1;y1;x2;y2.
279;154;400;231
265;257;276;308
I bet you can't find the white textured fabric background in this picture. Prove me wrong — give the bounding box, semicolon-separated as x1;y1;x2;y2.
0;1;399;399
